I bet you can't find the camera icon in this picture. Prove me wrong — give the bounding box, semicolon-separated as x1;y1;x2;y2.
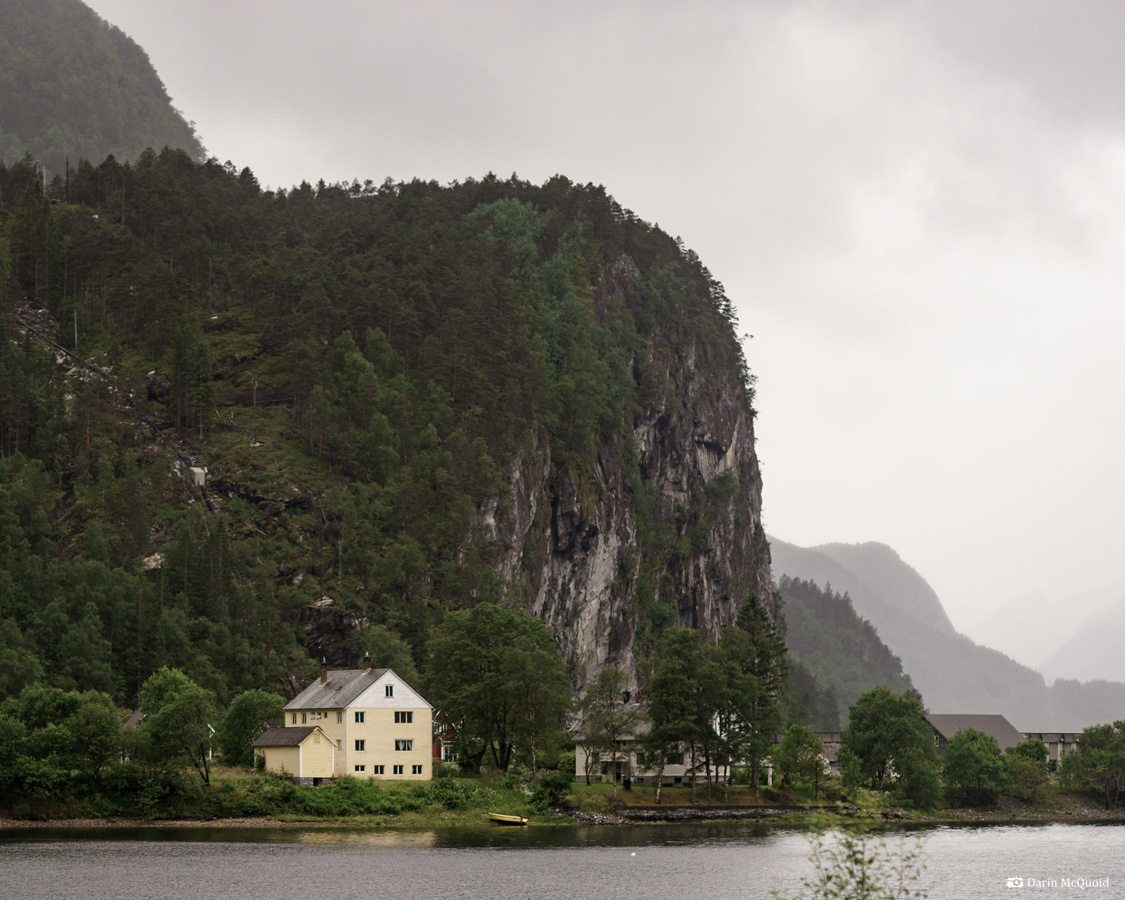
1007;877;1024;888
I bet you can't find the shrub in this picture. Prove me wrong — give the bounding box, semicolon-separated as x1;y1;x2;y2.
429;779;475;810
537;771;573;805
774;820;928;900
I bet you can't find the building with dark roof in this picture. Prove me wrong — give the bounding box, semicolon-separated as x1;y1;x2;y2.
252;726;335;782
924;714;1025;756
254;654;433;782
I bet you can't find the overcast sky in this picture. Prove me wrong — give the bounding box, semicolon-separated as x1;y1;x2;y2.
82;0;1125;676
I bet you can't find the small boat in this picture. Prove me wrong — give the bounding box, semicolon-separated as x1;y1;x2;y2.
488;812;529;826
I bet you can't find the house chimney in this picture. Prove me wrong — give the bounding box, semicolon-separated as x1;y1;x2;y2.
363;651;371;672
320;657;328;684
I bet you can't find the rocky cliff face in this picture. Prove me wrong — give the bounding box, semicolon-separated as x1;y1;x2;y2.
480;255;772;688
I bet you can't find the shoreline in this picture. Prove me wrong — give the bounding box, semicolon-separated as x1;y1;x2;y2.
4;796;1124;833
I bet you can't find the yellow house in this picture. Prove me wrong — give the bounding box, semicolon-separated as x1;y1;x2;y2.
252;725;335;781
255;655;433;782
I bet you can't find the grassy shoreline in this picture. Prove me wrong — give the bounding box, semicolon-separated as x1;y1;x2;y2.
2;774;1122;831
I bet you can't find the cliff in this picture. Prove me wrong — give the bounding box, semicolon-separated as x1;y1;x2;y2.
485;255;771;687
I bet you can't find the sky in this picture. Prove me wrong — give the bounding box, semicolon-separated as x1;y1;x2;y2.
82;0;1125;675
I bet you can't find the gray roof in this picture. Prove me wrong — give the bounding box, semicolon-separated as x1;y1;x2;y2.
285;667;391;711
252;726;321;747
925;714;1025;751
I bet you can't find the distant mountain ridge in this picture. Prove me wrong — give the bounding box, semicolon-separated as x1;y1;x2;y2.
1039;595;1125;684
0;0;204;173
770;537;1125;732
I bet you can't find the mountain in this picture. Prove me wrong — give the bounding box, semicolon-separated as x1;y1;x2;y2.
0;0;204;174
1039;595;1125;684
0;154;771;705
962;583;1125;683
770;538;1125;732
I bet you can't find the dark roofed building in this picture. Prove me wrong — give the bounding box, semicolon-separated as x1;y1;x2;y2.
260;655;433;782
253;726;319;747
252;725;335;781
287;661;391;711
924;714;1025;756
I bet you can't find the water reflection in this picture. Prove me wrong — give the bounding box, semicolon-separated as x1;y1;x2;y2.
293;829;441;847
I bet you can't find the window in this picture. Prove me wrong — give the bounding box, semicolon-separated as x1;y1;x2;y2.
393;765;403;775
395;739;413;752
394;711;413;724
385;684;394;697
337;740;343;751
291;713;297;725
301;712;307;724
354;765;365;772
336;711;343;723
354;711;365;723
412;765;423;775
355;739;365;751
373;765;384;775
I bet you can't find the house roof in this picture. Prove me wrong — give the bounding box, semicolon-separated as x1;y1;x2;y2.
924;714;1025;751
285;667;392;711
252;726;325;747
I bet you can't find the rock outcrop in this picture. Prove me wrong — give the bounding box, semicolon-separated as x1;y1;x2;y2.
481;255;772;688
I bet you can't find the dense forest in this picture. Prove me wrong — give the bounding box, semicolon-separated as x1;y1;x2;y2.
0;150;757;710
0;0;204;174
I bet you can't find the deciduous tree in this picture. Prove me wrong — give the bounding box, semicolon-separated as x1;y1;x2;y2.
217;689;284;768
579;665;643;797
424;603;569;774
942;728;1009;808
842;687;940;809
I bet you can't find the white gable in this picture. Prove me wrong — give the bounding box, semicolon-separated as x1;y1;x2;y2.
351;669;432;709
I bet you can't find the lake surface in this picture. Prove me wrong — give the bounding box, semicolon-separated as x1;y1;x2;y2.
1;821;1122;899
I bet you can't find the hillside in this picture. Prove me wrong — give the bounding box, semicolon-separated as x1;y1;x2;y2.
0;0;204;174
0;154;771;705
776;574;914;726
770;538;1125;732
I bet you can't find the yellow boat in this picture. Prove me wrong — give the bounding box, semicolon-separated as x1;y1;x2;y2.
488;812;529;826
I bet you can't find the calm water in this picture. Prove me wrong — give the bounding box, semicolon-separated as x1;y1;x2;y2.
1;822;1123;899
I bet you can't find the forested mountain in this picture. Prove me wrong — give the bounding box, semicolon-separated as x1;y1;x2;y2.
0;0;204;175
771;538;1125;732
777;574;914;727
0;152;771;707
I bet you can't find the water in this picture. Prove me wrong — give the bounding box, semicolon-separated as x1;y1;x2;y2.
1;822;1122;899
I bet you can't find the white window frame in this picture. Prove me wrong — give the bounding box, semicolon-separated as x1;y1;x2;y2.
395;739;413;752
354;711;365;723
393;765;403;775
394;711;413;724
355;739;365;751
